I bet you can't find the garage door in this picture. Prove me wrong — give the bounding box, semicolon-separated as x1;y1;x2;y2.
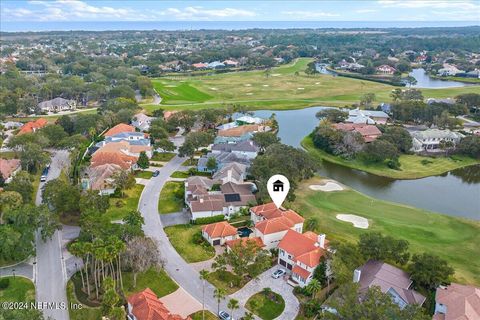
279;259;287;267
213;239;221;245
287;263;293;270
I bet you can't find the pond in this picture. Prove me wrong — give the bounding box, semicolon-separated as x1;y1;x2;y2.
409;68;473;88
247;107;480;220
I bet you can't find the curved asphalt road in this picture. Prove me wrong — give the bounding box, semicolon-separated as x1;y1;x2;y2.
139;154;251;319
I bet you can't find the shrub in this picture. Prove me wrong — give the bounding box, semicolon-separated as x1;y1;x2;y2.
192;232;204;245
193;215;225;225
0;278;10;289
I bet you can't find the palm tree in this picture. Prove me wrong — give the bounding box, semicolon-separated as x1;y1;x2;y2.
262;287;272;299
243;312;255;320
199;269;209;320
213;288;226;316
306;279;322;301
227;298;239;319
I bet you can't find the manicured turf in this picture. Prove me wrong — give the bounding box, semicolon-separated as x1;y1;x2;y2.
143;58;480;112
134;170;153;179
302;135;480;179
204;270;244;295
0;277;35;303
66;280;102;320
151;152;176;162
104;184;145;221
122;267;179;298
170;171;190;178
158;181;184;214
246;291;286;320
164;224;215;263
189;310;218;320
293;177;480;285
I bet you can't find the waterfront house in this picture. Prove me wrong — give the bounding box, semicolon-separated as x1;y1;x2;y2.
346;108;389;125
333;123;382;142
353;260;425;308
211;140;259;159
410;129;464;152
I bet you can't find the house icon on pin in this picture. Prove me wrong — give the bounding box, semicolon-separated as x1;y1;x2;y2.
273;180;284;192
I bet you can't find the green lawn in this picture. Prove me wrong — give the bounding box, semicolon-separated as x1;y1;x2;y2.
66;280;102;320
170;171;190;178
302;135;480;179
189;310;218;320
158;181;184;214
151;152;176;162
122;267;179;298
0;277;35;303
182;158;198;166
0;151;17;159
134;170;154;179
143;58;480;112
164;224;215;263
293;177;480;285
246;291;286;320
104;184;145;221
204;270;244;295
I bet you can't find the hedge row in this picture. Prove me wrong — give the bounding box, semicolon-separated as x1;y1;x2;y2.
192;215;225;225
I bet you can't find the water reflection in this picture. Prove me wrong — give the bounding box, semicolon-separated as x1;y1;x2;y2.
409;68;473;88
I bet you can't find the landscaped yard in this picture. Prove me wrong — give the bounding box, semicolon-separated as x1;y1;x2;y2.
189;310;218;320
151;152;176;162
143;58;480;112
164;224;215;263
134;170;153;179
170;171;190;178
122;267;179;298
104;184;145;221
158;181;184;214
67;281;101;320
205;270;244;295
302;135;480;179
0;277;35;303
293;176;480;286
182;158;198;166
246;291;285;320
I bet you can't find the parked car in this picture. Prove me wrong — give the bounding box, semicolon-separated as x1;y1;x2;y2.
219;311;233;320
272;269;286;279
152;170;160;177
40;166;50;182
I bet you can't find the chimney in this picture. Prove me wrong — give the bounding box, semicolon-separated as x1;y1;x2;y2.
318;233;326;249
200;198;204;203
353;269;361;283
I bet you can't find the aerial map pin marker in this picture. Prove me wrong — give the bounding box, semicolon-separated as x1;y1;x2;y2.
267;174;290;209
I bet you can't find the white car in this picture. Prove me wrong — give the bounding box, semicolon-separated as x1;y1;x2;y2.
272;269;286;279
219;311;233;320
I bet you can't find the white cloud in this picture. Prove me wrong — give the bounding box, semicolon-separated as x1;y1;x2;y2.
2;1;256;21
378;0;479;10
355;9;378;14
160;6;256;20
280;10;339;19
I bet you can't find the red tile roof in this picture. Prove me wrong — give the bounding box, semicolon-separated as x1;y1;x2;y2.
104;123;135;137
202;221;237;238
255;216;294;235
333;123;382;142
434;283;480;320
18;118;48;135
127;288;190;320
90;151;137;170
225;237;264;250
218;124;260;137
278;230;324;264
292;265;311;280
251;203;304;224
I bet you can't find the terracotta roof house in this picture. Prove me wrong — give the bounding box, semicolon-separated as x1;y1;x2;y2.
90;149;138;170
202;221;238;246
218;125;263;137
333;123;382;142
127;288;190;320
278;230;329;287
0;158;21;183
250;203;305;226
84;163;122;195
353;260;426;308
104;123;136;137
163;111;178;121
192;63;208;69
94;140;152;160
250;207;304;250
225;237;265;252
17;118;48;135
96;132;151;150
433;283;480;320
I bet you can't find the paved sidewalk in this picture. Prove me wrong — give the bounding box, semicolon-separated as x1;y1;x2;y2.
231;266;300;320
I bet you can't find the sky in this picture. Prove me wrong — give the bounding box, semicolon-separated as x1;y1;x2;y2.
2;0;480;23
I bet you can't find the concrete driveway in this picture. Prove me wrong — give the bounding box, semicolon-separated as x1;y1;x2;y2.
231;266;300;320
160;287;202;318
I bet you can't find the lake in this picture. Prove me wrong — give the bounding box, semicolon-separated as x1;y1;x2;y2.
409;68;473;88
249;107;480;220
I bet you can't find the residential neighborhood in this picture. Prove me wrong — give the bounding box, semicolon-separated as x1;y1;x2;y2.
1;3;480;320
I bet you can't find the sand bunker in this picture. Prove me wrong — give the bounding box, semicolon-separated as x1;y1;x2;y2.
271;73;281;76
263;84;269;87
309;181;344;192
336;214;369;229
297;87;305;90
246;93;253;95
165;85;177;88
315;82;320;84
245;84;251;87
209;87;218;91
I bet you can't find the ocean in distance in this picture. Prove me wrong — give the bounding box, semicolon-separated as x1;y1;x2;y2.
2;20;479;32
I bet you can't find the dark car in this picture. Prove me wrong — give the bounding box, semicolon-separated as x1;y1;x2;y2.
152;170;160;177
